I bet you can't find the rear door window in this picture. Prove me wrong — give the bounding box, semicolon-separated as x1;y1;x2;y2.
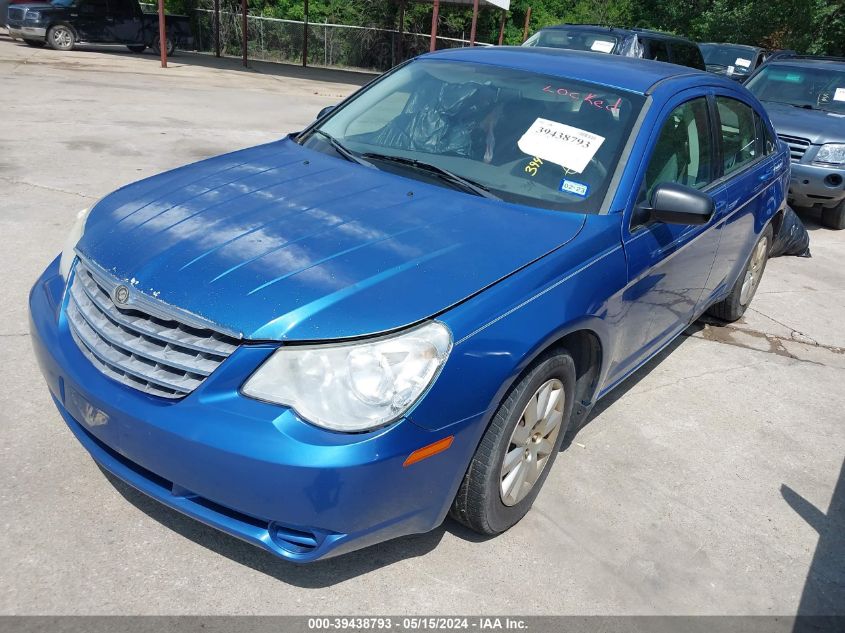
671;43;705;69
716;97;759;175
645;39;671;63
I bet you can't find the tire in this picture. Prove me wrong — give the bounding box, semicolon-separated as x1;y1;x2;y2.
450;350;577;535
707;224;773;322
23;39;46;47
821;201;845;230
126;44;146;53
151;35;175;57
47;24;75;51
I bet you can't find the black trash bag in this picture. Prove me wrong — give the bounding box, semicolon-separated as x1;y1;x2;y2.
770;206;811;258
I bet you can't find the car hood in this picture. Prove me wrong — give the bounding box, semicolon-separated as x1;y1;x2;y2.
77;138;586;341
762;100;845;145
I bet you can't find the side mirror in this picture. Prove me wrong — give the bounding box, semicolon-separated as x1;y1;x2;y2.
648;182;714;225
316;105;336;120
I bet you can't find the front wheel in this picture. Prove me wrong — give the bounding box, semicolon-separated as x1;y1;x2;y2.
151;35;175;57
47;24;75;51
450;351;576;534
821;201;845;230
707;224;773;322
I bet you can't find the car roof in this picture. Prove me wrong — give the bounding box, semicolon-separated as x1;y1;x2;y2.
425;46;716;95
539;24;696;44
701;42;762;52
763;57;845;69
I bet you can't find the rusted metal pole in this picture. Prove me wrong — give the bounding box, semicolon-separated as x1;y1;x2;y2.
429;0;439;52
397;0;405;61
302;0;309;66
522;6;531;43
241;0;247;67
213;0;220;57
157;0;166;68
497;9;506;45
469;0;479;46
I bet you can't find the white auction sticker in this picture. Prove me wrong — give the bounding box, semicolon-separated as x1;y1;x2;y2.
517;118;605;173
591;40;615;53
834;87;845;102
735;57;751;68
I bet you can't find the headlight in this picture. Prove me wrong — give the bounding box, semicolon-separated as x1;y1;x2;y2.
59;208;90;280
25;10;40;20
814;143;845;166
242;321;453;432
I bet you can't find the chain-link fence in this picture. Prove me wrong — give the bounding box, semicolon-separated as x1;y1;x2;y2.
191;8;489;72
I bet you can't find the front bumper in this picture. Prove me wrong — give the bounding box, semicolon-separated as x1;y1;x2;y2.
788;161;845;210
7;26;24;40
19;26;46;38
29;257;480;562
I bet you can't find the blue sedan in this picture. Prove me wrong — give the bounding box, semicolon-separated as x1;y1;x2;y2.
29;47;789;562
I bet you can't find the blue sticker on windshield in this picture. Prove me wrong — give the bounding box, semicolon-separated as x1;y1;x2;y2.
559;179;590;197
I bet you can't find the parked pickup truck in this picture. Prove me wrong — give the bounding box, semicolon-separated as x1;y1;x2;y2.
10;0;192;55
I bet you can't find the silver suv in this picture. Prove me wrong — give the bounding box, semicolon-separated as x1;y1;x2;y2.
746;56;845;229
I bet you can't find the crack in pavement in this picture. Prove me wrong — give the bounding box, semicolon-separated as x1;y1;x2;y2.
0;175;96;200
688;321;842;368
748;307;821;346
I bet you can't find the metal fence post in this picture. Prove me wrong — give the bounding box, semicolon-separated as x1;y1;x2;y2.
302;0;309;67
429;0;439;53
157;0;166;67
241;0;248;66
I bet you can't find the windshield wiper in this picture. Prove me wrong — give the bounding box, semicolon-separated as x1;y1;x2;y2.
310;130;375;169
362;153;501;200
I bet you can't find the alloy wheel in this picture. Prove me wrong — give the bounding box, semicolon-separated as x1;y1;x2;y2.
740;236;768;305
51;27;73;50
500;378;564;506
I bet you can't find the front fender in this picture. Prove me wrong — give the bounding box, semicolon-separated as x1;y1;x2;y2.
410;214;625;433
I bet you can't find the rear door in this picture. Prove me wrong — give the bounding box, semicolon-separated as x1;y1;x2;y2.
703;93;784;300
73;0;109;41
106;0;141;43
609;90;725;380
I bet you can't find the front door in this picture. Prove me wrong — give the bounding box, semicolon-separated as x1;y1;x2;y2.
609;92;724;382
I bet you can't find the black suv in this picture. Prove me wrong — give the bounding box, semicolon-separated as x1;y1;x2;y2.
12;0;191;54
522;24;705;70
745;56;845;229
700;43;767;82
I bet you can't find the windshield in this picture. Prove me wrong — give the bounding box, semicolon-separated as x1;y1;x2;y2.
700;44;756;75
300;60;644;214
523;29;618;54
746;64;845;113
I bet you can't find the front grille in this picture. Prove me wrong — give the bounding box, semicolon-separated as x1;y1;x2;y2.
66;260;240;399
778;134;811;162
7;7;25;20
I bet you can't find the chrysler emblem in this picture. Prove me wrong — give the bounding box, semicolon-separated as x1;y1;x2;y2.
113;285;130;306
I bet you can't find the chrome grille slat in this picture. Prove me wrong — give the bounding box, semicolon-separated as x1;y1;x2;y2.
67;303;204;394
67;261;240;399
75;268;237;356
778;134;810;162
68;292;216;377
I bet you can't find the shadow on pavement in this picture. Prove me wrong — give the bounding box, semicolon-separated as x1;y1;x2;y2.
783;457;845;617
101;468;489;585
33;40;378;87
563;326;693;446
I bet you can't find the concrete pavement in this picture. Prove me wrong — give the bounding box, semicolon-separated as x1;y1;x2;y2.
1;40;843;616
